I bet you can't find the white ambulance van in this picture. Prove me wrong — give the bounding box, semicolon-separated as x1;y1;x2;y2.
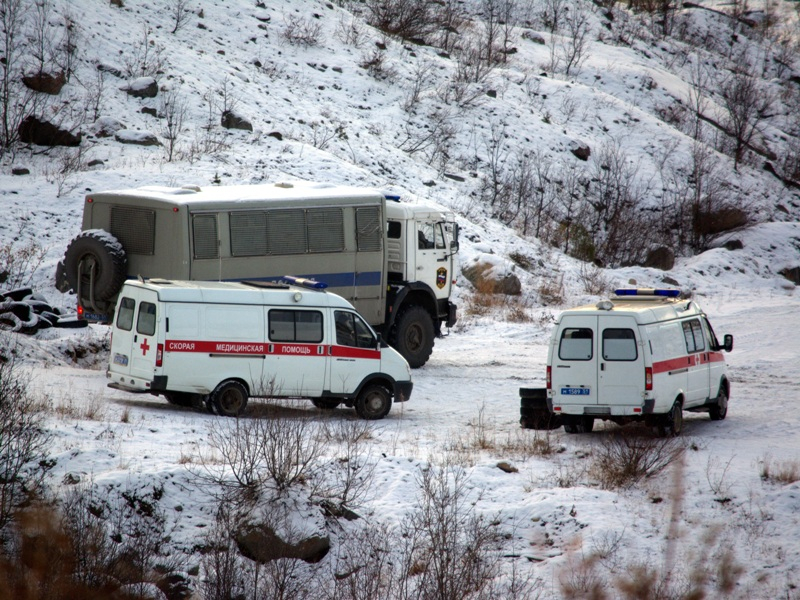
106;277;412;419
547;289;733;436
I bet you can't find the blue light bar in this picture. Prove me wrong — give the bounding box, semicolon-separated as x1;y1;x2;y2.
384;194;401;202
614;288;680;298
282;275;328;290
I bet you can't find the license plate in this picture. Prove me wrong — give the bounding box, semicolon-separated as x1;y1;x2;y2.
561;387;590;396
84;312;110;322
113;353;129;367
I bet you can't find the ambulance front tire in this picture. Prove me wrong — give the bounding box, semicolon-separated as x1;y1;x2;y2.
355;384;392;420
211;381;248;417
562;415;594;434
709;387;728;421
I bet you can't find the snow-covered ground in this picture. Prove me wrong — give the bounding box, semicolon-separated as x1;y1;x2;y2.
1;0;800;596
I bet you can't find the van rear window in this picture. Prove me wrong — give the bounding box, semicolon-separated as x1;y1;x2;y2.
602;328;637;361
116;297;135;331
137;302;156;336
559;328;593;360
269;310;323;343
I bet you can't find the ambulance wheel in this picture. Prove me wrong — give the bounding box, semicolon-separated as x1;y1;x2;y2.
62;230;127;301
211;381;248;417
312;397;341;410
391;305;434;368
355;384;391;420
710;388;728;421
658;400;683;437
562;415;594;434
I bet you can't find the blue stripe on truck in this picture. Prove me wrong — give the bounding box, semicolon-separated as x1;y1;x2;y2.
223;271;383;288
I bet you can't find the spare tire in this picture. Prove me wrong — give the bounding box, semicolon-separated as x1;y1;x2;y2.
62;230;127;301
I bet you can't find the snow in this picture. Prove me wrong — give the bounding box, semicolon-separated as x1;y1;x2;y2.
0;0;799;596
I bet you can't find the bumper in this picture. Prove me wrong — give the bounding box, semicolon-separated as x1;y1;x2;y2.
394;380;413;402
107;372;168;393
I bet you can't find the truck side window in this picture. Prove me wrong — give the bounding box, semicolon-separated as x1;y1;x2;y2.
335;311;376;348
387;221;401;239
435;223;446;249
559;328;593;360
418;223;435;249
682;319;705;353
137;302;156;336
269;310;323;343
117;297;135;331
602;328;637;361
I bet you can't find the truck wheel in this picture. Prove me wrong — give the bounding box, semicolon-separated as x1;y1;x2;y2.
355;384;391;420
62;230;127;301
312;397;341;410
211;381;248;417
562;415;594;434
391;305;434;368
658;400;683;437
710;388;728;421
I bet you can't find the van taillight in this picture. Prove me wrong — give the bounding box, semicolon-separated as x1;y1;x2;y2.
645;367;653;391
156;344;163;367
546;365;552;390
77;304;84;320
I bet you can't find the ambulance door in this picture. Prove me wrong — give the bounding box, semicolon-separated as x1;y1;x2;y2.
702;317;726;397
328;309;381;395
266;309;326;397
129;290;159;382
110;295;137;379
550;315;598;407
598;316;644;406
682;318;710;407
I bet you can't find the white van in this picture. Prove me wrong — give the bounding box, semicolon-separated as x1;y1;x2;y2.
547;289;733;436
106;277;412;419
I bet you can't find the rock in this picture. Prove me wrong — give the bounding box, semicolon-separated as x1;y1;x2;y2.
141;107;158;117
723;239;743;251
97;63;123;78
780;267;800;285
522;31;546;45
661;276;680;286
221;110;253;131
462;256;522;296
115;130;161;146
11;167;29;175
569;139;591;161
497;461;518;473
643;246;675;271
235;523;330;564
124;76;158;98
444;173;465;182
18;116;81;147
267;131;283;140
94;117;125;138
22;71;66;95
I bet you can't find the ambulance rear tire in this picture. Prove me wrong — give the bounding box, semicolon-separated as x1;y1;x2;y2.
312;397;341;410
562;415;594;434
355;384;392;420
212;381;248;417
658;400;683;437
710;388;728;421
392;305;434;368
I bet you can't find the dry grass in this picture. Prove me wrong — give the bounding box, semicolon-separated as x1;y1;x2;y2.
760;454;800;484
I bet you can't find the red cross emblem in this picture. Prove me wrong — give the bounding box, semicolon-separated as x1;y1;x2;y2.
140;339;150;355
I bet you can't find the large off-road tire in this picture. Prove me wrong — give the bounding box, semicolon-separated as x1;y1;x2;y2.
709;387;728;421
355;384;392;420
312;397;341;410
61;230;127;300
211;380;248;417
391;305;435;368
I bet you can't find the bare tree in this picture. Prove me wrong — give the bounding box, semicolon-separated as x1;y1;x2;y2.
433;0;467;53
719;59;775;169
161;87;188;162
0;0;33;156
365;0;437;43
561;0;592;78
169;0;192;34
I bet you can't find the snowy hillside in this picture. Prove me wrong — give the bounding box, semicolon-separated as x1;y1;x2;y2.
1;0;800;597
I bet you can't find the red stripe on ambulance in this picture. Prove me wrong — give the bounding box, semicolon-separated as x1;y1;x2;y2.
165;340;379;359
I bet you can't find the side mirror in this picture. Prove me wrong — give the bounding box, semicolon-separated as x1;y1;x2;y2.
723;334;733;352
449;223;460;253
376;333;384;350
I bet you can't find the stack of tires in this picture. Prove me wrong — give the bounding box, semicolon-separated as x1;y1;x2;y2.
519;387;562;430
0;287;86;334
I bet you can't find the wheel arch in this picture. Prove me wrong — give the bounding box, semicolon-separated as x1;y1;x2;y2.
351;373;396;400
385;283;438;333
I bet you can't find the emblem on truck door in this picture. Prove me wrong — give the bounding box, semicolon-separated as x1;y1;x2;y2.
436;267;447;289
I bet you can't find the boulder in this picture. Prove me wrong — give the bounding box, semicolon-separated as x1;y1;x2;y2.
462;255;522;295
124;76;158;98
643;246;675;271
569;139;591;161
780;267;800;285
18;116;81;147
221;110;253;131
94;117;125;138
22;71;66;95
235;523;330;564
115;129;161;146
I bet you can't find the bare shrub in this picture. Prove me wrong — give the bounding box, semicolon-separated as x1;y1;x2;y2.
161;87;188;162
122;25;166;78
502;428;561;458
359;47;397;80
365;0;437;42
577;263;610;296
282;13;322;47
397;108;457;173
169;0;193;34
706;455;735;499
327;521;400;599
335;13;367;47
538;273;564;305
44;145;89;197
398;460;501;599
0;350;52;533
759;454;800;484
0;235;46;290
589;429;686;489
200;507;253;600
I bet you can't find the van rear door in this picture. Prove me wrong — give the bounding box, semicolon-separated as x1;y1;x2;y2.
110;288;159;383
597;315;644;406
551;315;598;407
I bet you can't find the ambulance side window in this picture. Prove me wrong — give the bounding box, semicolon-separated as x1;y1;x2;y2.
269;310;323;343
335;311;376;349
117;297;135;331
602;329;637;361
682;319;705;353
559;328;593;360
137;302;156;336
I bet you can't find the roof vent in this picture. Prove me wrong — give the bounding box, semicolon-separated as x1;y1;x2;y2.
180;185;201;192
